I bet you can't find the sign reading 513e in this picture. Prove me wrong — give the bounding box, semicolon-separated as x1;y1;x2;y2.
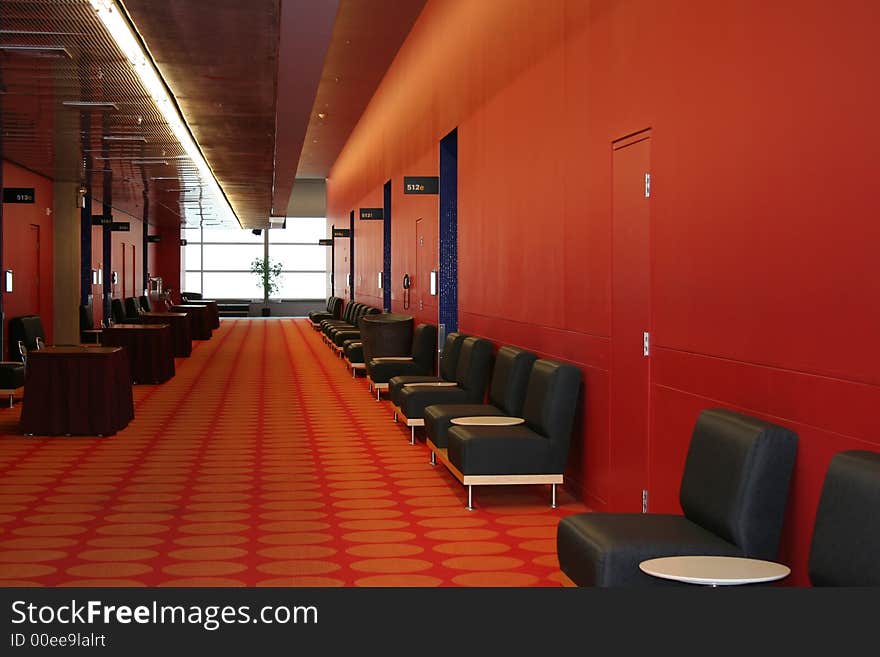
2;188;35;204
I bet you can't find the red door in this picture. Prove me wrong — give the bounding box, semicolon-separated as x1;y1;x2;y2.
23;224;41;314
610;131;652;512
415;216;438;318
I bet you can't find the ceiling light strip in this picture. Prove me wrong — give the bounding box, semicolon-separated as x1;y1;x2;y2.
88;0;238;227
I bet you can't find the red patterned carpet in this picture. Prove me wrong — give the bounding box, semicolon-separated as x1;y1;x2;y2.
0;319;588;586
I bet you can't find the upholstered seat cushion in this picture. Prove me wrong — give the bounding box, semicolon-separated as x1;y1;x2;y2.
447;425;555;475
332;329;361;347
344;340;364;363
557;514;742;587
424;403;506;448
398;385;469;418
389;375;444;406
369;358;428;383
0;362;25;388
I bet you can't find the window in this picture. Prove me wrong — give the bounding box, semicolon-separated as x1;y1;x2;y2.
182;218;328;300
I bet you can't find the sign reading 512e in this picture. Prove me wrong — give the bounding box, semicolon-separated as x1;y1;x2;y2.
403;176;439;195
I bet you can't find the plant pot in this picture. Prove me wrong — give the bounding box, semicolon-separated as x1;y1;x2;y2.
261;307;271;317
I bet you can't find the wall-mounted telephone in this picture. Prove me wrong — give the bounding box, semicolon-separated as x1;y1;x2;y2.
402;273;411;309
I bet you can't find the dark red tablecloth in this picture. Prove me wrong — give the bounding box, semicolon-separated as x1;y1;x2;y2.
197;300;221;329
141;312;192;357
20;347;134;436
102;324;176;384
170;305;213;340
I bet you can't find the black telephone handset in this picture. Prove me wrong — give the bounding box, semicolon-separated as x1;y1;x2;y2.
402;273;411;309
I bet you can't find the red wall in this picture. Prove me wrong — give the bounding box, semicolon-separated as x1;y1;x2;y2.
90;223;103;325
1;161;54;356
152;214;181;305
326;0;880;584
110;210;144;301
87;200;146;323
348;169;442;327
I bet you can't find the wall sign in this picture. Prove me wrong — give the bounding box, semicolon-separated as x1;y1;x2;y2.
146;235;161;243
180;239;188;246
403;176;439;194
332;228;351;238
318;238;333;246
91;215;111;226
2;188;35;204
110;222;131;232
359;207;384;220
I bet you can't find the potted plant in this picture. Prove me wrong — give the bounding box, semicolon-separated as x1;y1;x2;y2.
250;256;283;316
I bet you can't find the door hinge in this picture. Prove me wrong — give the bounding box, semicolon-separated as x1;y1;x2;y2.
643;331;650;357
645;173;651;198
642;489;649;513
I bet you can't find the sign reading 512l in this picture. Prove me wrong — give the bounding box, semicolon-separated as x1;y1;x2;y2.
403;176;439;195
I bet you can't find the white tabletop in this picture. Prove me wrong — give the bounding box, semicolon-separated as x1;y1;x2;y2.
451;416;525;426
639;556;790;586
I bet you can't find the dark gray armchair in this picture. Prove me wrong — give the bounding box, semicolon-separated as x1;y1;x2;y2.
556;409;798;586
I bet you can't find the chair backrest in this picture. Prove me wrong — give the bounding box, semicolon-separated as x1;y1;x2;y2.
488;346;538;414
80;304;95;331
110;299;126;324
808;450;880;586
124;297;142;319
330;296;343;319
411;324;438;373
453;337;494;402
438;332;465;381
139;295;152;312
679;408;798;560
9;315;46;362
341;301;357;323
520;359;582;471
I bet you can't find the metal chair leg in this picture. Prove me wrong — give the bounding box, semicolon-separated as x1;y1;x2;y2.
466;485;475;511
551;483;557;509
430;451;436;466
410;425;415;445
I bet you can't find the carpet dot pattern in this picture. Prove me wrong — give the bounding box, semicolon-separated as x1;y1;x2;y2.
0;319;588;586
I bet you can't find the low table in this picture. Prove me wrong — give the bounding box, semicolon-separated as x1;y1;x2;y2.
102;324;175;384
639;556;791;587
21;346;134;436
451;416;525;427
141;311;192;357
170;304;212;340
